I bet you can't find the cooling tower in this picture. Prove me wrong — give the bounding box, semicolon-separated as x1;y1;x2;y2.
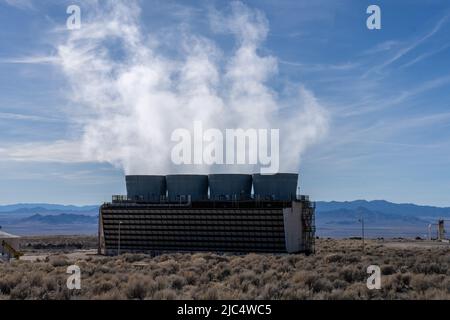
208;174;252;200
252;173;298;201
125;175;166;202
166;174;208;201
100;172;316;255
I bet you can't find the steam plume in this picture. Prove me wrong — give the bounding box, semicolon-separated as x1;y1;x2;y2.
55;1;328;174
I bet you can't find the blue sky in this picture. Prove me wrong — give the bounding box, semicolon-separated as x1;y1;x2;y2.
0;0;450;206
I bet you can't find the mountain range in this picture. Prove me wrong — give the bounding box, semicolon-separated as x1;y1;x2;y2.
314;200;449;238
0;200;448;237
20;213;98;224
316;200;450;219
0;204;99;235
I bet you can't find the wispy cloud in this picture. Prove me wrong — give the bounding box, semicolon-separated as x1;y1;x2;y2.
401;43;450;68
364;14;449;76
0;140;89;163
2;0;34;10
362;40;400;55
0;112;62;122
323;110;450;156
279;60;360;72
0;55;59;64
339;75;450;117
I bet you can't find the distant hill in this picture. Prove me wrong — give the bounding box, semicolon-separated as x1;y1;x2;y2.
0;204;99;218
0;204;99;235
0;201;449;237
0;203;98;213
316;200;450;219
315;200;450;238
316;206;428;224
20;214;98;225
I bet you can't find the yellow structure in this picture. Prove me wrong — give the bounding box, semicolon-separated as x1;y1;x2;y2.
0;231;21;261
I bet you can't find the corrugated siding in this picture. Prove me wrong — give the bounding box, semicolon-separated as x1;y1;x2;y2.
101;207;286;253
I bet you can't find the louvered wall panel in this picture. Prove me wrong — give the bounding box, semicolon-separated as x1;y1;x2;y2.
100;206;287;253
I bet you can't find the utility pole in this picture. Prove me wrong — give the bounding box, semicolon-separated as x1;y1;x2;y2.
438;219;445;241
359;216;365;253
118;221;122;256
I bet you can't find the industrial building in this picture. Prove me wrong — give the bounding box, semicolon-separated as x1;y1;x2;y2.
98;173;315;255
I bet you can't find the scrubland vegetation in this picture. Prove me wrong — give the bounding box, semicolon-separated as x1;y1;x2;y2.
0;238;448;300
20;235;98;252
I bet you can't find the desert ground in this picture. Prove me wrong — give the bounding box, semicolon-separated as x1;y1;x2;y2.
0;236;448;300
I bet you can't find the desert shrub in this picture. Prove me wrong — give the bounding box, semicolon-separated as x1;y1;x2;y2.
152;288;177;300
0;280;10;295
227;272;257;293
324;289;345;300
381;265;396;275
93;280;115;295
219;266;232;280
52;287;73;300
143;280;159;298
283;288;310;300
169;275;186;290
301;272;320;289
180;271;197;285
9;282;31;300
339;266;363;283
0;274;22;295
122;253;146;263
383;273;412;294
444;277;450;292
43;277;57;292
191;256;206;267
342;283;368;300
49;255;70;267
292;270;307;284
96;264;113;274
423;288;449;299
413;262;446;275
29;272;44;287
96;288;126;300
410;274;432;292
154;276;169;290
158;259;179;274
1;238;448;300
333;279;347;289
310;278;333;293
126;276;149;300
276;261;292;273
257;283;280;299
261;270;280;284
201;287;220;299
325;254;343;263
285;255;301;266
399;265;409;273
343;253;360;264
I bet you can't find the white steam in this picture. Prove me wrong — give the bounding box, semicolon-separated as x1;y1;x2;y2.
56;1;328;174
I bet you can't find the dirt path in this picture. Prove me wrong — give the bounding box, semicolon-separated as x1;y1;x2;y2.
382;240;450;249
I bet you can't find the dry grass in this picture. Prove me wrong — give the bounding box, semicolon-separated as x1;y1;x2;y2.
0;238;448;300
